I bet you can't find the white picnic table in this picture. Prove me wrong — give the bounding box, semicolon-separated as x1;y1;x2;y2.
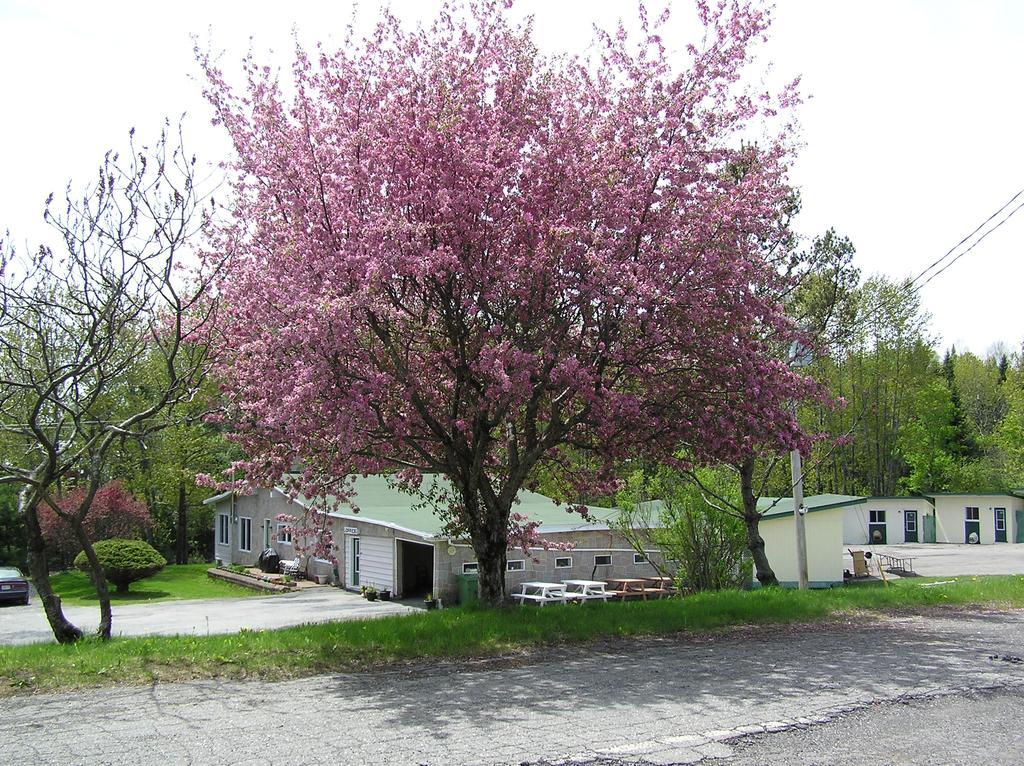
561;579;614;602
512;581;567;606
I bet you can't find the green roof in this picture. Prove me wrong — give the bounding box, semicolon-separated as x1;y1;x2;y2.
758;494;865;519
920;491;1024;499
295;474;620;537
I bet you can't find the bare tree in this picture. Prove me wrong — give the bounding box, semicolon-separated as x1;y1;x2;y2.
0;124;218;642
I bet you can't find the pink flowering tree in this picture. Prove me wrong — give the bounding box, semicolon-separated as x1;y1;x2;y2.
39;481;154;564
199;0;818;605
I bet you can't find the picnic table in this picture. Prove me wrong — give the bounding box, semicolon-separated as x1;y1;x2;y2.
512;581;567;606
605;578;653;600
562;580;614;602
643;576;676;597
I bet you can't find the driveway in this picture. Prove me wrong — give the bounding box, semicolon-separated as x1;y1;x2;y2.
843;542;1024;577
3;610;1024;764
0;587;417;645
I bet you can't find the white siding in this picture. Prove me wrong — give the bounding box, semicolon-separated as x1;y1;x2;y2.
843;498;935;544
933;495;1024;544
760;506;845;585
358;536;394;591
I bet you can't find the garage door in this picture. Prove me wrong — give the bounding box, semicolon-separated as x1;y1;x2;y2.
357;537;394;591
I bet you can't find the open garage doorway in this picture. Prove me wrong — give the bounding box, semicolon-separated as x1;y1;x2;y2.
397;540;434;598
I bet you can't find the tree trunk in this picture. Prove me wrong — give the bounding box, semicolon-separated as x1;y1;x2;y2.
474;531;508;607
739;457;778;587
67;518;113;640
175;482;188;565
21;491;83;643
465;489;510;607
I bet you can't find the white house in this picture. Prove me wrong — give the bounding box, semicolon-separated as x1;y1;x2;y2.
205;475;667;604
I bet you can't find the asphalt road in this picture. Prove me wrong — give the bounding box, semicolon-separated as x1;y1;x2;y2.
4;609;1024;765
842;542;1024;577
0;587;416;645
706;686;1024;766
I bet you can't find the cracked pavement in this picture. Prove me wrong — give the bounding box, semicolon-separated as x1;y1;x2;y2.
4;609;1024;765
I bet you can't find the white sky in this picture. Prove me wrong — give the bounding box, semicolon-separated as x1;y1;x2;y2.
1;0;1021;357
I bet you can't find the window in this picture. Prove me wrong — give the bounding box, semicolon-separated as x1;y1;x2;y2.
555;556;572;569
996;509;1007;531
633;553;647;564
263;519;272;549
217;513;230;546
594;554;612;566
506;560;525;572
277;523;293;544
869;510;886;524
239;517;252;552
462;562;479;574
966;507;980;521
904;513;917;532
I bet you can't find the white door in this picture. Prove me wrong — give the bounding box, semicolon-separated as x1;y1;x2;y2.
356;537;394;592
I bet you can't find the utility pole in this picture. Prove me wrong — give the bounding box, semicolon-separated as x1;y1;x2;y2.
789;411;809;590
789;341;812;590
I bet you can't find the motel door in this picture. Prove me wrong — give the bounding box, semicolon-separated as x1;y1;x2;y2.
965;507;981;544
995;508;1007;543
903;510;918;543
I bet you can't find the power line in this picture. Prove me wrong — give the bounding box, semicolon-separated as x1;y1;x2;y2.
908;186;1024;289
912;195;1024;293
837;185;1024;335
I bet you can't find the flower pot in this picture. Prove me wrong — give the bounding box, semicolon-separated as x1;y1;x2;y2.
366;592;378;601
379;590;391;601
424;599;438;610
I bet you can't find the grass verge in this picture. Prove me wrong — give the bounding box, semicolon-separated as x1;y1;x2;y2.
2;575;1022;696
49;563;261;606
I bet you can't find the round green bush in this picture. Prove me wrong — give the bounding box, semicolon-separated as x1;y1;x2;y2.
74;538;167;593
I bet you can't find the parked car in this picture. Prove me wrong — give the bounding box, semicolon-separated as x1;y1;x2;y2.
0;567;30;606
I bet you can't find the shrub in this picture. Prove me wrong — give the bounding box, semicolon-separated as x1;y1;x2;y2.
74;538;167;593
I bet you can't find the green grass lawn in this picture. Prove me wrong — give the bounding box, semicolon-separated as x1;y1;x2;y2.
3;575;1022;696
49;563;261;606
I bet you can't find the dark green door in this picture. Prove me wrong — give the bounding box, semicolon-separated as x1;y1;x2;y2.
904;510;918;543
1016;510;1024;543
965;507;980;543
868;510;887;544
995;508;1007;543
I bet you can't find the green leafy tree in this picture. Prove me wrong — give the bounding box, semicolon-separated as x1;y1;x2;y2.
0;484;25;568
616;467;749;592
897;379;959;493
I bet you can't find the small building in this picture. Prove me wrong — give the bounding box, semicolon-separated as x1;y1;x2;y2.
842;496;936;545
757;494;863;588
839;493;1024;546
924;492;1024;545
205;475;666;604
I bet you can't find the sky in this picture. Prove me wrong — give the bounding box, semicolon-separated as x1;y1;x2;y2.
1;0;1021;357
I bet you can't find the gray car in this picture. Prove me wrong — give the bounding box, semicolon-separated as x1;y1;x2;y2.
0;566;30;605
